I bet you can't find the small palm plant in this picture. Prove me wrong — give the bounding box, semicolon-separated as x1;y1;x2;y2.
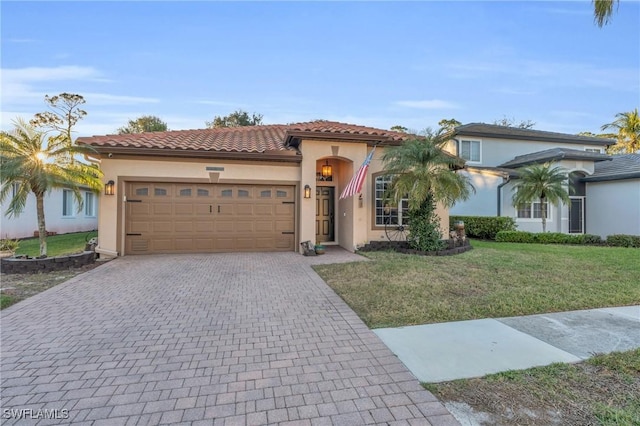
512;163;570;233
382;129;473;251
0;119;102;257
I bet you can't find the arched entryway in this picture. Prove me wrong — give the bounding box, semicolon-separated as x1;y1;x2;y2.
314;157;353;245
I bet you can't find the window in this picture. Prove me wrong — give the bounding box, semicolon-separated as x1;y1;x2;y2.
260;190;272;198
584;147;603;153
517;201;550;219
178;188;192;197
374;175;409;226
459;139;481;163
135;187;149;196
197;188;210;197
62;190;74;217
85;192;95;217
154;187;168;196
238;189;250;198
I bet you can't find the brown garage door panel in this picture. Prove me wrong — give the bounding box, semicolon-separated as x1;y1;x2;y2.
126;183;296;254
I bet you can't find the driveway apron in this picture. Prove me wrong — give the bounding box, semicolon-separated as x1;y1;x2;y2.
1;252;458;425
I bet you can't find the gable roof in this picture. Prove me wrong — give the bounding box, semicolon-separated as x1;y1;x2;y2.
499;148;612;169
76;121;413;161
453;123;615;147
582;154;640;182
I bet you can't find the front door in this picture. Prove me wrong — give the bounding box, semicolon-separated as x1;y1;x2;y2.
569;197;585;234
316;187;334;243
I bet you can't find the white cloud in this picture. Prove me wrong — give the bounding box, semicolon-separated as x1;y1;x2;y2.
83;93;159;105
2;65;101;82
395;100;459;109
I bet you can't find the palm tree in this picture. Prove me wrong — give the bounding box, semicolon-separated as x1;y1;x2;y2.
512;164;570;233
382;129;473;251
0;119;103;257
601;108;640;154
593;0;618;27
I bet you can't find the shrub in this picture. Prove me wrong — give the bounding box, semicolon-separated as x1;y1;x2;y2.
606;234;640;248
0;239;20;252
582;234;603;245
449;216;517;240
495;231;603;245
496;231;535;243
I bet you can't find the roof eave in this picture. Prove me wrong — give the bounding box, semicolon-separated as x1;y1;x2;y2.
284;130;397;148
453;130;614;146
582;173;640;182
90;146;302;163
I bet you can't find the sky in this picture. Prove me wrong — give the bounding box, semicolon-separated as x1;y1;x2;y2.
1;1;639;138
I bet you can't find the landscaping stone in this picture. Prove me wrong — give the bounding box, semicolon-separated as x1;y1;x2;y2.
0;251;95;274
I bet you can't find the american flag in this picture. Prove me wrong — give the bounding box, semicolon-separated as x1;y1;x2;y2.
339;147;376;199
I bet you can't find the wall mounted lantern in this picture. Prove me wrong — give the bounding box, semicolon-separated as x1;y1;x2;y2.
321;160;333;179
105;180;115;196
304;185;311;199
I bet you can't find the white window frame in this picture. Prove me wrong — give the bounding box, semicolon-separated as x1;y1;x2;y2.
62;189;75;217
84;191;95;217
516;201;552;222
374;175;409;227
459;139;482;163
584;147;603;153
11;182;20;198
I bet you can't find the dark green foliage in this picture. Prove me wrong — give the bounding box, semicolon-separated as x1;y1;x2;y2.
496;231;536;243
606;234;640;248
407;196;445;252
449;216;517;240
493;231;631;246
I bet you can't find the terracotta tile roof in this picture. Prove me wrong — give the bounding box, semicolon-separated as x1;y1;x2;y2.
76;121;413;154
77;124;289;153
286;121;411;142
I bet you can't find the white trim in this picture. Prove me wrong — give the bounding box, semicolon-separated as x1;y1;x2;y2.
459;139;482;164
515;202;554;222
584;146;603;153
62;189;75;217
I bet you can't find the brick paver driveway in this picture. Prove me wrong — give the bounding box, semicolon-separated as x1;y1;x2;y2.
1;251;458;425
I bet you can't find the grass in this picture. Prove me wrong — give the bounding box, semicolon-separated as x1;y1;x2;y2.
14;231;97;257
426;348;640;425
313;240;640;328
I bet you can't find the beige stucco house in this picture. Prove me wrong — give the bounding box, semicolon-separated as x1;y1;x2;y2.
77;121;450;257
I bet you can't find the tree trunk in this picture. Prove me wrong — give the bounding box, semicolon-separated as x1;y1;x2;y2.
36;193;47;257
540;196;547;233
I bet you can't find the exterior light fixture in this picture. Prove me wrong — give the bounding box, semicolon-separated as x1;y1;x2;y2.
105;180;115;196
304;185;311;199
321;160;332;179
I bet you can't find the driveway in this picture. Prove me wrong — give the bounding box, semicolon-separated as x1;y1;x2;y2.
1;251;458;425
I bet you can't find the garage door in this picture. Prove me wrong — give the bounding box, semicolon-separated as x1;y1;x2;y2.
125;182;295;254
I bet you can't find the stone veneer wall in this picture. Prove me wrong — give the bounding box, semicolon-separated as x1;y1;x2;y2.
1;251;96;274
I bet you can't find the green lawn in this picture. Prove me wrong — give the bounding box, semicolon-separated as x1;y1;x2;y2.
425;348;640;425
15;231;97;257
313;240;640;328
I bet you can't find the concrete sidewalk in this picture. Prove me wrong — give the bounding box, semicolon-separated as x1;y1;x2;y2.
374;305;640;383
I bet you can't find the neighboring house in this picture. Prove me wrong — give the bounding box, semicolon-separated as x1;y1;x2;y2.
76;121;452;257
444;123;628;236
0;185;98;239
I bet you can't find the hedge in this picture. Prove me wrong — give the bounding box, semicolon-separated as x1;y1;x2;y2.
606;234;640;248
495;231;640;247
449;216;517;240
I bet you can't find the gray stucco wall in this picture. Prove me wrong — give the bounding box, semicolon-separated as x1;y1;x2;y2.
586;179;640;237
